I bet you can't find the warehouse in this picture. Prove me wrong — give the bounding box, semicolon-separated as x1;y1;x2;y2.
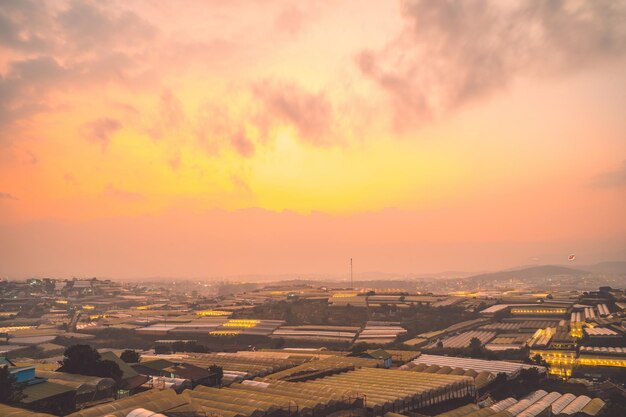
34;369;115;404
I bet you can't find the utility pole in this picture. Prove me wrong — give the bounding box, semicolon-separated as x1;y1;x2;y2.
350;258;353;289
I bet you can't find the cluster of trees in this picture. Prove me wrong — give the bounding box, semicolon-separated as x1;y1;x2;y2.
0;366;24;405
489;368;544;400
58;344;123;383
120;349;141;363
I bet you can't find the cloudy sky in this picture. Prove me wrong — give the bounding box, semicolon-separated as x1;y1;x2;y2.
1;0;625;279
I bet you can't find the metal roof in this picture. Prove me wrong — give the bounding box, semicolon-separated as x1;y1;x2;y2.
21;380;75;404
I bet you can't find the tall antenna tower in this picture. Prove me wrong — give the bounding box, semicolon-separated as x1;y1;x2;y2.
350;258;353;289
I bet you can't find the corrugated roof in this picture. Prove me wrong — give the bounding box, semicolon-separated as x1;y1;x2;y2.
0;403;55;417
21;380;75;403
136;359;175;371
164;363;212;381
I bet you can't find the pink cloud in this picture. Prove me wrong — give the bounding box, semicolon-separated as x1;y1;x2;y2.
357;0;626;130
230;131;255;157
83;118;122;150
254;80;334;146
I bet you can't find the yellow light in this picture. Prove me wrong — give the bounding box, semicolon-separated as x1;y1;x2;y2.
82;305;95;310
222;319;259;328
0;326;35;332
196;310;232;317
332;293;357;298
56;300;69;305
210;330;240;336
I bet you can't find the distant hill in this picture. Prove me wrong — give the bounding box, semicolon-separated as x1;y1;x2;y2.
465;264;590;283
577;261;626;275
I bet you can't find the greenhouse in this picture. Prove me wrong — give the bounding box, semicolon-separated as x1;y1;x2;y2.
431;390;605;417
0;404;55;417
190;380;362;416
65;389;186;417
297;368;476;415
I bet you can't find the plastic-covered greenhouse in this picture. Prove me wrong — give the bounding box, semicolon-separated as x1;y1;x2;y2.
297;368;476;415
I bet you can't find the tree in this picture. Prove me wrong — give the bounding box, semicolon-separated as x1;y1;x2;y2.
469;337;482;351
94;360;123;383
350;342;369;356
61;344;101;375
519;367;542;384
493;372;508;386
0;366;25;404
209;365;223;386
468;337;484;358
59;344;123;382
120;349;140;363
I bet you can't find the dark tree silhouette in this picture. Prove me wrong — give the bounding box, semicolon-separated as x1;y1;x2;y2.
94;360;123;383
350;342;369;356
120;349;140;363
59;344;123;383
0;366;25;404
209;365;224;386
469;337;482;350
61;344;101;374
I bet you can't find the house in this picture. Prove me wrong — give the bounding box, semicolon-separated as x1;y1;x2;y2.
20;379;77;415
132;359;220;387
131;358;176;377
6;364;76;415
98;351;149;397
36;369;116;405
162;363;220;387
360;349;393;368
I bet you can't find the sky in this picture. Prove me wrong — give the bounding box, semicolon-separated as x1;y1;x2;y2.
1;0;625;279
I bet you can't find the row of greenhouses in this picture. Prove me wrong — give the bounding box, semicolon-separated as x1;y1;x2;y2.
434;390;606;417
297;368;476;415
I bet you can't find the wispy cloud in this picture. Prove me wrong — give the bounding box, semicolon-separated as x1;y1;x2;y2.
84;118;122;150
590;161;626;188
253;80;334;146
357;0;626;129
0;192;18;200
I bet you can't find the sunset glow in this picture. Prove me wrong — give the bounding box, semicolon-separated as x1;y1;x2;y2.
1;1;625;278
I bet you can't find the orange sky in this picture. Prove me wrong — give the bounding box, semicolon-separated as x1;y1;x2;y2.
1;1;625;279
